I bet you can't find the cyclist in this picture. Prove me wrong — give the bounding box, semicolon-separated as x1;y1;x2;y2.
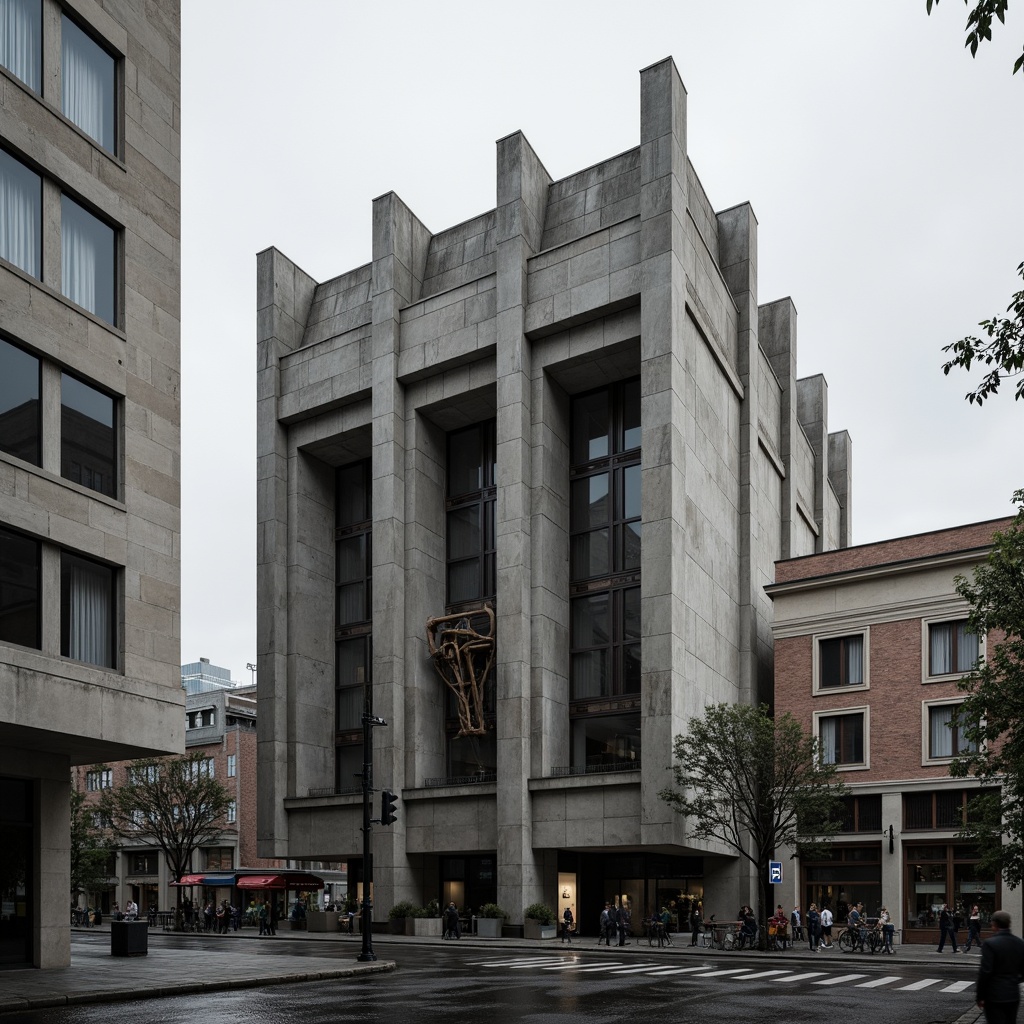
847;902;868;952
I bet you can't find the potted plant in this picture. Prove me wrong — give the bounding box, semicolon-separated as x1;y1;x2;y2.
476;903;507;938
523;902;557;940
406;899;442;937
389;900;418;935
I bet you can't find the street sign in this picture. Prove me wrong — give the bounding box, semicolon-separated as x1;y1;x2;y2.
769;860;783;884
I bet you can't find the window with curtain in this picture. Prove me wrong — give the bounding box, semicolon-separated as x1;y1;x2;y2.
0;0;41;91
568;378;642;771
819;634;864;688
0;336;41;465
819;712;865;766
61;371;116;497
0;147;41;278
60;551;115;667
0;525;40;649
61;194;115;325
928;620;979;676
928;703;977;759
61;14;115;153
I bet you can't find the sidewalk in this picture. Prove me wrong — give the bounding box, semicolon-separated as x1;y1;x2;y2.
0;923;984;1017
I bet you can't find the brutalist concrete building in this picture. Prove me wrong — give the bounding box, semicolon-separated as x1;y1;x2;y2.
256;58;851;932
0;0;181;966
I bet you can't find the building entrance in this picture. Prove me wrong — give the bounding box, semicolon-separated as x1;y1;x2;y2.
0;778;32;967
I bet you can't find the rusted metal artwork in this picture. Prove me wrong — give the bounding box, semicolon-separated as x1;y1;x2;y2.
425;606;495;737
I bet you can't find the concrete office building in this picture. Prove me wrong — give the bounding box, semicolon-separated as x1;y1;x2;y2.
0;1;181;967
256;58;851;931
769;517;1021;945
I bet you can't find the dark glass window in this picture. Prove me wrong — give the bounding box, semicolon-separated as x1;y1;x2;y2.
819;634;864;688
335;460;371;793
61;15;115;153
0;148;41;278
61;371;115;497
903;788;999;830
819;712;864;765
568;379;641;770
838;794;882;832
61;195;115;325
0;337;40;465
446;420;496;610
60;550;115;667
0;526;40;649
0;0;41;91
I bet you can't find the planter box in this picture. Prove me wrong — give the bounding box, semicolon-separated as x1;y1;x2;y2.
524;920;557;940
389;918;408;934
306;911;340;933
476;917;503;938
406;917;443;937
110;920;148;957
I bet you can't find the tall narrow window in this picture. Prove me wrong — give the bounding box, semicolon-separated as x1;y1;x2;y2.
0;148;41;278
928;703;977;759
61;195;115;325
819;634;864;688
0;337;40;465
61;371;115;497
444;420;497;780
568;379;641;771
818;712;865;766
60;551;115;667
0;525;40;649
61;14;115;153
0;0;41;92
929;620;979;676
335;460;371;794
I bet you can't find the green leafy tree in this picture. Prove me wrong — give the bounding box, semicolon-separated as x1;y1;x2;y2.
98;753;232;927
70;786;113;903
926;0;1023;74
659;703;848;947
950;491;1024;884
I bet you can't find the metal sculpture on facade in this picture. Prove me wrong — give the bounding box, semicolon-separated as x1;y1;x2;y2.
425;607;495;737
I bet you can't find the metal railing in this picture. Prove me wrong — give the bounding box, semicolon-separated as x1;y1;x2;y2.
550;760;641;777
423;773;497;788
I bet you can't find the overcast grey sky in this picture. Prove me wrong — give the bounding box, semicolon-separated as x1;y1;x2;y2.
179;0;1023;683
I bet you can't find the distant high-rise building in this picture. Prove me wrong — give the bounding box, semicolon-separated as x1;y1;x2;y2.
181;658;236;695
0;1;181;968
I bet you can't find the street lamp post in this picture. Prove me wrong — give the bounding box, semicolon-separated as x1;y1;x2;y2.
246;662;256;685
358;704;387;962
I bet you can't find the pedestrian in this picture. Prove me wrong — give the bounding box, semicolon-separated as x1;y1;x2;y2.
819;905;833;949
976;909;1024;1024
690;904;702;947
790;905;803;944
618;903;631;946
879;906;895;955
659;905;673;946
125;898;138;921
939;903;961;954
848;901;867;952
258;900;268;936
561;906;574;944
966;905;984;952
604;902;620;946
445;901;461;940
807;903;821;952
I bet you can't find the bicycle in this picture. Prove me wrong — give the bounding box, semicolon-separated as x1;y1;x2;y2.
838;924;873;953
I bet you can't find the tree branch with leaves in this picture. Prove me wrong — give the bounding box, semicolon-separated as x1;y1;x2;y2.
950;490;1024;885
659;703;848;947
70;786;113;902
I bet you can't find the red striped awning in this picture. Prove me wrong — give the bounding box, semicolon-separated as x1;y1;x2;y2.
236;873;324;890
173;874;205;886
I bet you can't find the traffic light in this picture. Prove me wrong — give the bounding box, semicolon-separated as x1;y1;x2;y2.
381;789;398;825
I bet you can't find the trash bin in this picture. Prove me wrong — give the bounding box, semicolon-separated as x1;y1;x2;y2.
110;920;149;956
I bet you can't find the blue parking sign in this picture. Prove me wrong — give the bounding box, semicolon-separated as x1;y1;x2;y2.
769;860;783;884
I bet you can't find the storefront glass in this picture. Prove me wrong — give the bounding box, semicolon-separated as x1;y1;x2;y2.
905;843;996;933
801;843;882;922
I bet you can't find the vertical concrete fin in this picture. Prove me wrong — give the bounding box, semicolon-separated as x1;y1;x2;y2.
759;298;798;560
828;430;853;548
256;246;318;353
497;130;552;256
371;191;432;308
796;374;828;552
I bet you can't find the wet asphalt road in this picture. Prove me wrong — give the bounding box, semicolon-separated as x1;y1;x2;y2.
7;936;978;1024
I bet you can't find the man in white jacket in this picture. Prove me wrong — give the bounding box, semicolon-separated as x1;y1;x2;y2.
820;906;834;948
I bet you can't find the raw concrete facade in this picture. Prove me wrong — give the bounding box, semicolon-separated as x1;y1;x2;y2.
769;518;1020;944
0;1;181;967
256;59;851;930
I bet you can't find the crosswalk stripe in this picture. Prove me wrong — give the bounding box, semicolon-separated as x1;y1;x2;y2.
734;970;793;981
469;958;552;966
692;968;757;978
605;965;663;973
813;974;868;985
941;981;974;994
897;979;943;991
642;966;721;975
856;976;902;988
541;962;615;971
775;972;828;983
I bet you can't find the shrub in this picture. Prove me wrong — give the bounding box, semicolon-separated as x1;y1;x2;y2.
388;900;418;920
423;898;440;918
524;902;555;924
478;903;507;919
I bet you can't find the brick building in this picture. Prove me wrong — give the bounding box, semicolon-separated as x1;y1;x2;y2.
0;0;181;967
256;57;852;930
768;517;1019;945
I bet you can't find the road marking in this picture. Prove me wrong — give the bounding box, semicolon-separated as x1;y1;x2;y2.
775;972;827;983
605;964;663;973
814;973;868;985
897;978;943;991
692;968;757;978
468;957;554;966
733;970;793;981
856;976;903;988
941;981;974;993
642;966;723;975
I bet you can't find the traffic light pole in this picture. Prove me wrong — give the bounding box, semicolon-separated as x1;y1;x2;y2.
358;708;385;963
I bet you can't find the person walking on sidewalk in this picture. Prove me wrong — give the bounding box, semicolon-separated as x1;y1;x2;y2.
561;906;574;944
820;905;834;949
939;903;961;953
879;906;895;955
965;905;984;952
976;910;1024;1024
806;904;821;952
